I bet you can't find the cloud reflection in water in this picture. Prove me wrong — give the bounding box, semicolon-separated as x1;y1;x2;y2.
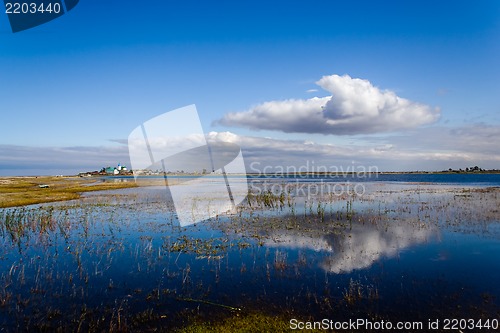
265;221;435;274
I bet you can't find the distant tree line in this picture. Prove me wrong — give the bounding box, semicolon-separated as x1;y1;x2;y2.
444;166;500;173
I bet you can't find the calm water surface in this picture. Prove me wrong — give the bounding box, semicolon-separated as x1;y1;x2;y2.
0;176;499;331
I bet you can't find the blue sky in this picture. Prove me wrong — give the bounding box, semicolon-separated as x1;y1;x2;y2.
1;0;499;175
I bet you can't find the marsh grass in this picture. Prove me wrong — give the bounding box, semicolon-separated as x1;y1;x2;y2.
0;207;56;247
0;176;138;208
174;312;324;333
342;278;379;305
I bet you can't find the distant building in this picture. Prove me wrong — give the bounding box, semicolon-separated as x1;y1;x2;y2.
78;172;92;177
104;167;116;174
117;163;128;172
104;164;129;175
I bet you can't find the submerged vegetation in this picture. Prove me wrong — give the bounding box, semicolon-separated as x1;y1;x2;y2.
0;180;498;331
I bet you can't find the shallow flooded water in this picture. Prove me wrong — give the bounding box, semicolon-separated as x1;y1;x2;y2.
0;180;499;331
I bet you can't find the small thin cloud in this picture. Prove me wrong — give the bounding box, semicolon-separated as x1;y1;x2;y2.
109;139;128;145
219;74;440;135
306;89;318;93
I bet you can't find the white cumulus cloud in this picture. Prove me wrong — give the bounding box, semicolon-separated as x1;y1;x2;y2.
219;74;440;135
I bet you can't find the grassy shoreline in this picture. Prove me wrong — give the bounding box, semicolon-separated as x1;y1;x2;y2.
0;176;139;208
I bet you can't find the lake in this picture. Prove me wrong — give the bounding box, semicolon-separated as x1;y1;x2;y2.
0;174;499;331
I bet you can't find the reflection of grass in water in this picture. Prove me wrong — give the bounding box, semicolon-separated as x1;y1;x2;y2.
343;279;363;305
342;278;379;305
273;249;288;271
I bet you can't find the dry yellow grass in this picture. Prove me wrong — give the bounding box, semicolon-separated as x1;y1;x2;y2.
0;176;139;208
